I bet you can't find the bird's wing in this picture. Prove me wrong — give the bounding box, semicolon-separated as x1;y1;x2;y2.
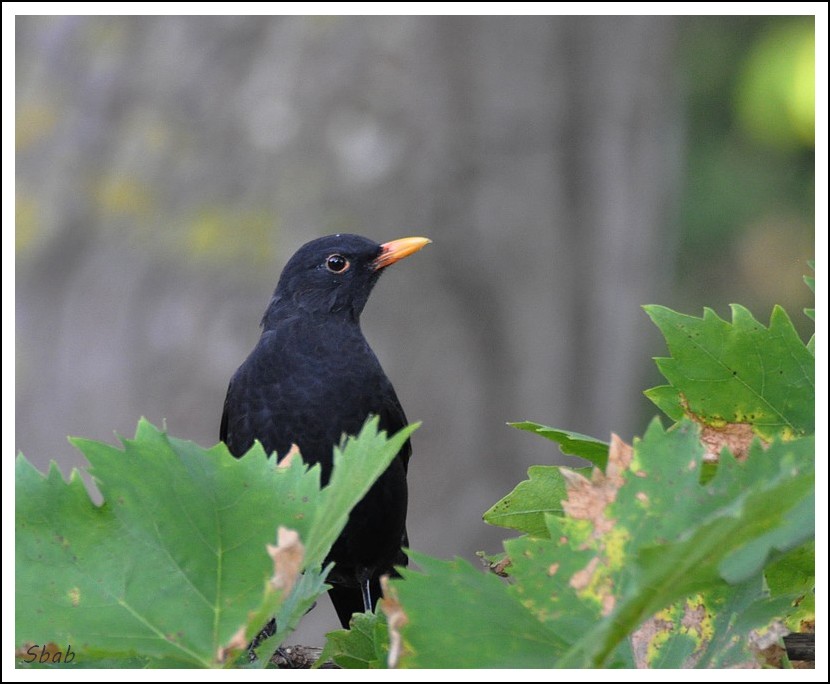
219;391;230;444
380;385;412;473
219;372;265;458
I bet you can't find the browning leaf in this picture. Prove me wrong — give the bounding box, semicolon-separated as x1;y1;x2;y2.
749;621;789;668
267;527;305;596
681;396;763;462
380;575;409;668
277;443;301;468
215;624;248;664
699;422;759;462
629;614;675;668
629;596;714;668
644;304;814;442
562;434;632;538
559;435;633;618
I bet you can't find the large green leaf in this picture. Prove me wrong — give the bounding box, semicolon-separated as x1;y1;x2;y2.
643;304;814;440
16;417;416;667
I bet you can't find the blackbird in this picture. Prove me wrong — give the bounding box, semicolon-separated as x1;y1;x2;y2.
220;233;430;629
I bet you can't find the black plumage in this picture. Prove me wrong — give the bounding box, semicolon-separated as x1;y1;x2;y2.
220;233;430;628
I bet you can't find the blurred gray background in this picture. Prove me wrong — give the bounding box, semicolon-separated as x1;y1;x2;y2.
15;15;815;645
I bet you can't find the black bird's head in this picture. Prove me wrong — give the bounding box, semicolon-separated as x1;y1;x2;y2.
262;234;431;327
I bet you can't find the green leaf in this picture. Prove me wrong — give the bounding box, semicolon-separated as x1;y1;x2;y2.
644;304;814;440
318;610;388;668
509;422;609;468
16;436;271;668
764;541;815;631
16;417;416;667
803;264;815;321
642;385;685;422
803;262;814;292
303;418;419;568
394;552;567;668
503;531;631;664
483;465;589;537
246;566;331;668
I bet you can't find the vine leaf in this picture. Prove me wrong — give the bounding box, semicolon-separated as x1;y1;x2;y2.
508;422;609;469
643;304;814;441
317;611;389;668
482;465;589;537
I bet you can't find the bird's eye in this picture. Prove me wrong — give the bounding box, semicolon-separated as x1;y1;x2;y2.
325;254;350;273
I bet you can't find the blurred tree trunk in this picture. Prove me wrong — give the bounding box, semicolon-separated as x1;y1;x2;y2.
391;16;679;516
16;15;680;641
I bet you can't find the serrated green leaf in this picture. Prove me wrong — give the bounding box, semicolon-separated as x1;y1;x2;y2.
644;304;814;440
803;267;815;320
16;432;277;667
394;552;567;668
642;385;686;422
16;417;415;668
483;465;589;537
304;418;419;568
509;422;609;468
803;274;814;294
245;566;332;668
318;610;388;668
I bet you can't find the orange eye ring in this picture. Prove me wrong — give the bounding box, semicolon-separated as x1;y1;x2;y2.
325;254;350;273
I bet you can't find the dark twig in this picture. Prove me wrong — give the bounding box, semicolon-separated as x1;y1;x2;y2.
270;646;336;669
784;633;814;662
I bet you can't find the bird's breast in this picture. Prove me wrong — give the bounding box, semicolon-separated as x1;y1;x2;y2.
229;323;392;474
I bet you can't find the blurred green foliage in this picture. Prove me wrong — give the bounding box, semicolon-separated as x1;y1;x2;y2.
735;21;815;150
676;17;814;339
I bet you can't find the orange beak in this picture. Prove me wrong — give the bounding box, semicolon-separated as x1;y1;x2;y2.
373;237;432;270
